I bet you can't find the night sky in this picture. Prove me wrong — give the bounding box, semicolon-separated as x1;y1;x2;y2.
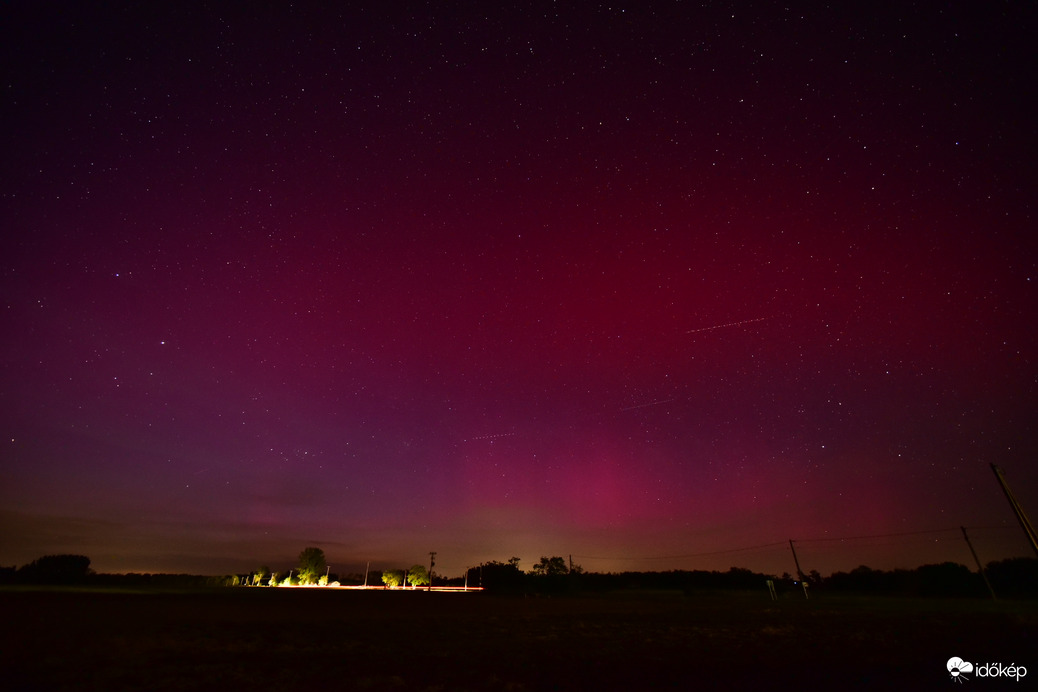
2;2;1035;579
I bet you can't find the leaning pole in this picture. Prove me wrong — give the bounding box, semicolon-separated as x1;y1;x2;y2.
789;540;809;599
990;464;1038;558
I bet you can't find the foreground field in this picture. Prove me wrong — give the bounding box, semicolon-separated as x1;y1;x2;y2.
2;587;1034;691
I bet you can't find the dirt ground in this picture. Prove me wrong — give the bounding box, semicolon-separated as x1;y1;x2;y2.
2;587;1034;691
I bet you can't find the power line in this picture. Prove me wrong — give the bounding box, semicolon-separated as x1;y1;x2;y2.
574;541;788;562
793;527;961;543
571;525;1010;563
967;525;1019;531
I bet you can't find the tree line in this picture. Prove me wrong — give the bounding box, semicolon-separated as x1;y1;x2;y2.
0;555;231;588
4;550;1035;598
463;556;1038;598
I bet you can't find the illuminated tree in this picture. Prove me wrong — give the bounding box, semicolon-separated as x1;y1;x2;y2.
406;564;429;588
382;569;405;587
253;566;270;586
297;547;327;585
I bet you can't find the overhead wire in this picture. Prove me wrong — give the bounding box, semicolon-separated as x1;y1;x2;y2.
572;525;1016;563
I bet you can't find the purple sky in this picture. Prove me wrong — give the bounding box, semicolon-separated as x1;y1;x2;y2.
2;2;1035;578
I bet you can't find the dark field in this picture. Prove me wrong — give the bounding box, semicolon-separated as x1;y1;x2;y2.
2;587;1034;691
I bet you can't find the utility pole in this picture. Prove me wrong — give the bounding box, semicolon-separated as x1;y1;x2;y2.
428;552;436;592
990;464;1038;558
789;540;809;599
961;526;996;600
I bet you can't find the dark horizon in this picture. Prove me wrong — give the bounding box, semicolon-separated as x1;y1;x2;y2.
8;549;1037;588
5;519;1033;581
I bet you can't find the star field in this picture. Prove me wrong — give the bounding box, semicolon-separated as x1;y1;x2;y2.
1;2;1035;577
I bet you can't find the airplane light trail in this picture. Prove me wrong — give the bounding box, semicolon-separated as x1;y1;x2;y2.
685;316;769;335
621;398;677;412
463;433;517;442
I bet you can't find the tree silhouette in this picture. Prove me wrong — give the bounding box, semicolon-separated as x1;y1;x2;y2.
18;555;92;584
468;560;525;593
531;556;568;576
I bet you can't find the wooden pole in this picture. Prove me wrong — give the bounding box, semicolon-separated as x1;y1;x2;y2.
789;540;809;599
961;526;996;600
990;464;1038;558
